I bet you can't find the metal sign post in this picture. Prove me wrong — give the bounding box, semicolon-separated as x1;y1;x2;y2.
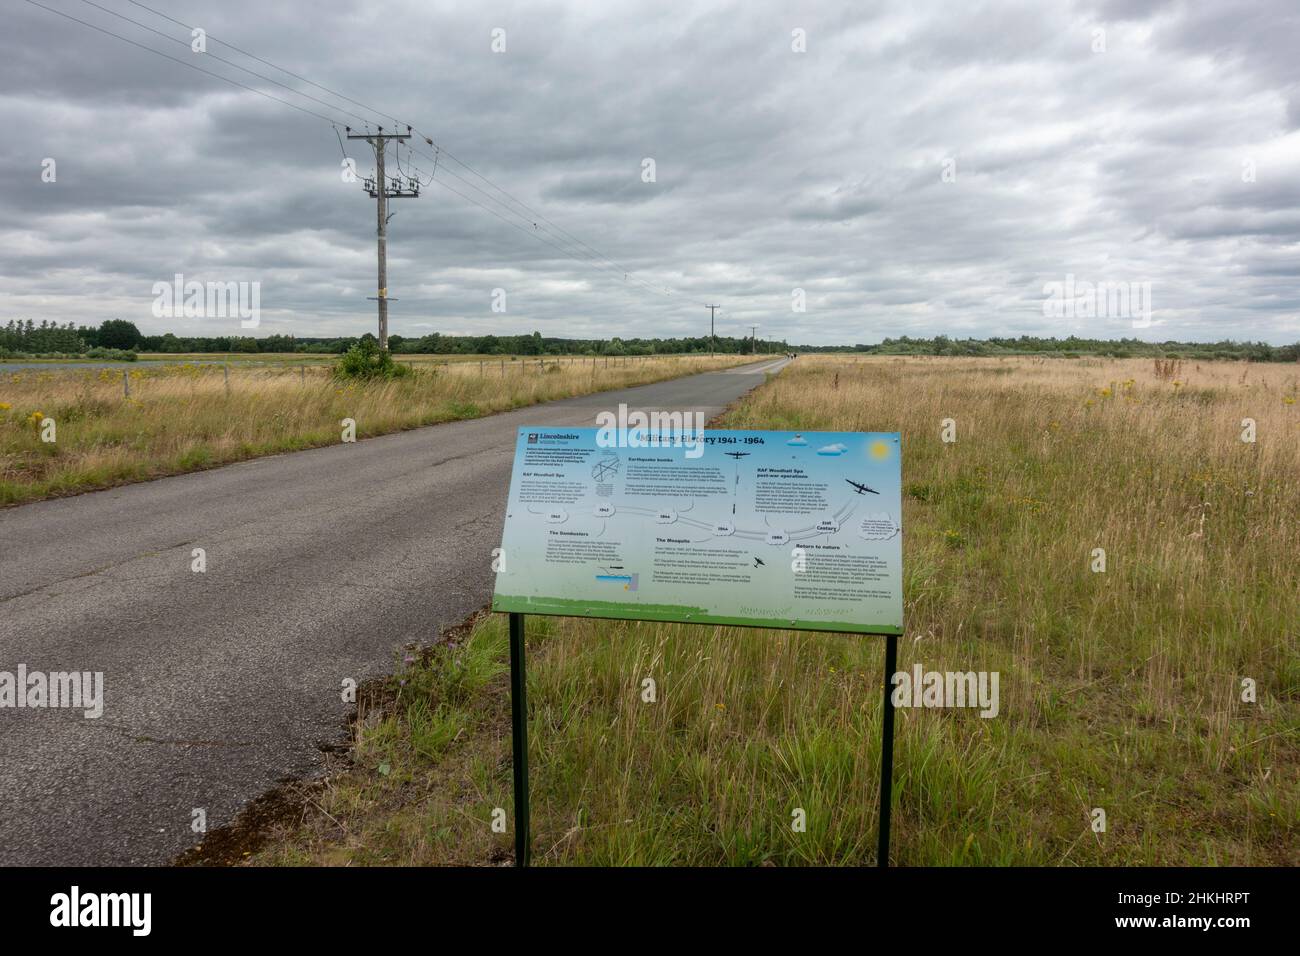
506;611;898;868
878;632;898;867
509;611;531;867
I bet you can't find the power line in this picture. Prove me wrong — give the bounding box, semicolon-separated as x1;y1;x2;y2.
22;0;345;125
413;142;691;302
113;0;692;303
26;0;704;311
73;0;374;129
125;0;407;131
119;0;683;295
397;141;678;300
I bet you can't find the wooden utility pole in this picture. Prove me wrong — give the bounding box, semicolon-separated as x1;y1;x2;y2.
750;324;758;354
347;126;419;351
706;304;719;357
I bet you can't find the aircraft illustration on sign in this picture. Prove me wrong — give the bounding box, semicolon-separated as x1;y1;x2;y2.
845;478;880;495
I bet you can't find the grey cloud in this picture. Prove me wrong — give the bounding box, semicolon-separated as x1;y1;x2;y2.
0;0;1297;345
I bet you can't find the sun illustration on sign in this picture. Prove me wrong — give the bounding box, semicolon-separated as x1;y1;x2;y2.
869;439;893;461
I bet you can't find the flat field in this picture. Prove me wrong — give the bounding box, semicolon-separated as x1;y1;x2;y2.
0;353;759;506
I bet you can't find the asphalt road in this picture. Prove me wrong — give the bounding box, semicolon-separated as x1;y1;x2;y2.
0;358;787;865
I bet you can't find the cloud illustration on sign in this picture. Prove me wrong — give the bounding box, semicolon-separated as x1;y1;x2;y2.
816;442;848;456
787;434;808;446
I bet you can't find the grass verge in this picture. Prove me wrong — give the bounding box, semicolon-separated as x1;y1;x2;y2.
0;353;762;506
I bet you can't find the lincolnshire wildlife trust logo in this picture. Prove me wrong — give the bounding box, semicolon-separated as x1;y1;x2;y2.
0;665;103;718
50;887;151;936
152;273;261;328
1042;274;1153;329
595;403;705;459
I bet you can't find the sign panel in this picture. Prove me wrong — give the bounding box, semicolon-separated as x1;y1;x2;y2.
492;427;903;634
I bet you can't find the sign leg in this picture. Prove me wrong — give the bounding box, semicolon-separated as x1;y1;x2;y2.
878;632;898;868
509;612;531;867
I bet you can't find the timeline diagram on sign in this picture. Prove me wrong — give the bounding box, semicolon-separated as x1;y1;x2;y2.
492;427;904;634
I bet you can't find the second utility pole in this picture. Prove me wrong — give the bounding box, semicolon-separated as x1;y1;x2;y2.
707;304;719;357
348;126;420;351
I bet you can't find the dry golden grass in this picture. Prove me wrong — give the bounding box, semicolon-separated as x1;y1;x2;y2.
0;353;763;506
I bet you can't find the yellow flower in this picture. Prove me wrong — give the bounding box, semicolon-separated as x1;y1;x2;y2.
1284;396;1296;405
0;402;10;411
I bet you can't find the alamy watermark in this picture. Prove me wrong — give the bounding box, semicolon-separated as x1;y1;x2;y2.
151;273;261;328
891;663;999;717
0;665;103;718
1042;274;1153;328
595;403;705;459
50;886;150;936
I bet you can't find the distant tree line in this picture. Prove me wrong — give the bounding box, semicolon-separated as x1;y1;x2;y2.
3;319;1297;362
821;334;1300;362
0;321;789;358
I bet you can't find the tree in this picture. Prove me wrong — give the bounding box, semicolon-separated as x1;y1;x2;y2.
98;319;143;350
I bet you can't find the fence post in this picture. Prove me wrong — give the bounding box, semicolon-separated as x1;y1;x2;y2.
123;369;129;398
301;364;305;385
224;363;230;395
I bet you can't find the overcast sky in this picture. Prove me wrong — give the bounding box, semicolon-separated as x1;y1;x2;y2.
3;0;1298;345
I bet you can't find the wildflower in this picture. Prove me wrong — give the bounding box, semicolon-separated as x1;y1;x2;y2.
1098;388;1112;398
1284;396;1296;406
0;402;10;411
